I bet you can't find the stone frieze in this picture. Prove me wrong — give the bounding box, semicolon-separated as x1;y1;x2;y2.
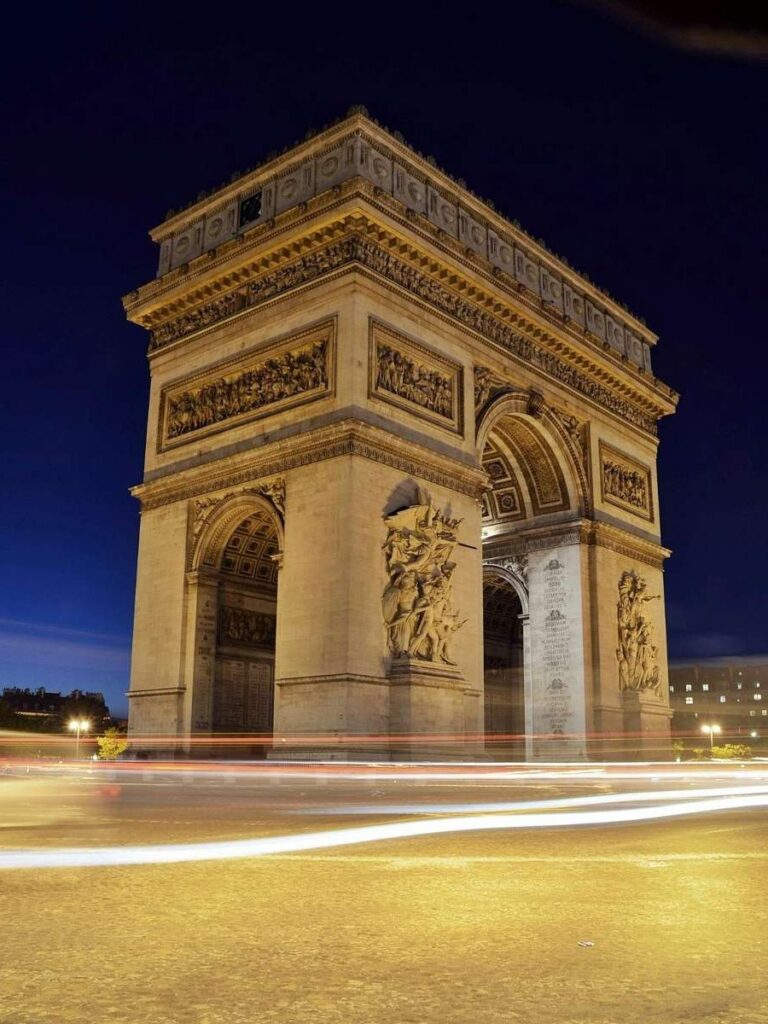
599;441;653;521
370;320;462;433
158;321;334;450
150;233;659;435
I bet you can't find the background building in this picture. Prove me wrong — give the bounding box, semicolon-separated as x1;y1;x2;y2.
669;657;768;747
0;687;112;731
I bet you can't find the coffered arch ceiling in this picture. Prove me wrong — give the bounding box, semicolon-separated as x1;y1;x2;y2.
482;414;572;527
219;510;279;591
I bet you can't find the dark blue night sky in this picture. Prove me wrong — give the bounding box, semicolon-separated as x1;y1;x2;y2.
2;5;766;716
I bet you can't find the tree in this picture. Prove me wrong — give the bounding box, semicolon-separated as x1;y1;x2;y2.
96;727;128;760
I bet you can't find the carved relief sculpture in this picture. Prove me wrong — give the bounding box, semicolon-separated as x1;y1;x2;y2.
158;320;334;450
149;234;662;435
369;321;462;433
376;345;453;419
165;342;327;440
219;606;276;647
473;366;507;412
616;570;661;694
600;442;653;520
603;461;647;511
382;499;466;665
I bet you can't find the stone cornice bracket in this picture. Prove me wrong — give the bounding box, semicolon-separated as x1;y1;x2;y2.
526;389;545;418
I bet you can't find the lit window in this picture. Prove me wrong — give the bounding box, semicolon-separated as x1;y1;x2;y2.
685;684;692;692
750;710;756;717
756;682;761;689
669;685;675;692
755;694;763;701
685;697;694;704
720;696;726;703
737;683;743;690
763;710;768;717
702;683;709;691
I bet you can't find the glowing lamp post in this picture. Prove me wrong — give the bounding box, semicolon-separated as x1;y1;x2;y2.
68;718;91;758
701;723;721;750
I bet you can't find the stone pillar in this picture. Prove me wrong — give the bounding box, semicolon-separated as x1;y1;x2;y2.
520;612;534;761
527;535;589;761
622;691;674;760
181;570;219;751
389;658;472;759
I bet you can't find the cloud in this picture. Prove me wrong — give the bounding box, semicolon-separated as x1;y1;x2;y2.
0;618;130;675
674;632;745;658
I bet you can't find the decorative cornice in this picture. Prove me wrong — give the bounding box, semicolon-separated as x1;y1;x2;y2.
483;518;670;569
132;418;487;512
138;219;672;435
141;111;658;350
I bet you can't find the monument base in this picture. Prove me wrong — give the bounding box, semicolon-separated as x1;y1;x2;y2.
621;690;674;761
387;656;481;759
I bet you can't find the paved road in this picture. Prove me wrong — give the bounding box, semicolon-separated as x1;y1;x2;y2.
1;765;767;1024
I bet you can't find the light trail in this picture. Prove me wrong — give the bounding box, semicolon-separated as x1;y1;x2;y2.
1;790;767;871
296;783;768;815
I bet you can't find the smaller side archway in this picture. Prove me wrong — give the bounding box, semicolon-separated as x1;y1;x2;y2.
482;563;530;760
187;491;284;755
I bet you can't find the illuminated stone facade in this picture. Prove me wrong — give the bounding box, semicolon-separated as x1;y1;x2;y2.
124;108;678;759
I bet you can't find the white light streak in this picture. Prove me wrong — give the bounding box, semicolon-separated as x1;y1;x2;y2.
1;790;767;871
299;784;768;815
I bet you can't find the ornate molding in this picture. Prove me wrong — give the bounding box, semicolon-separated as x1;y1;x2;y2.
133;113;660;383
145;225;668;435
483;519;670;569
134;419;487;512
191;480;286;541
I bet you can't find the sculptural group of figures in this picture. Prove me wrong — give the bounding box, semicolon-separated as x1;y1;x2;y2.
616;570;660;692
377;345;453;419
604;461;647;510
382;502;465;665
166;342;327;438
219;606;276;647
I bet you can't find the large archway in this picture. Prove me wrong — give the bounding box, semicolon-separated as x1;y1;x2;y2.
189;492;283;756
478;392;587;760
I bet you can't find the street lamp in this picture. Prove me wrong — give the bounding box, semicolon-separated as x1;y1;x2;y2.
701;723;721;750
68;718;91;758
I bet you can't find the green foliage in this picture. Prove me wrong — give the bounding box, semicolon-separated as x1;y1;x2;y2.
710;744;753;760
96;727;129;761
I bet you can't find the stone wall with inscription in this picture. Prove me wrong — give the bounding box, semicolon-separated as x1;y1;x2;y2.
527;544;588;760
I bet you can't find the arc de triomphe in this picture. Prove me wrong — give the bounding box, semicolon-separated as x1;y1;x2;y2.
123;108;678;760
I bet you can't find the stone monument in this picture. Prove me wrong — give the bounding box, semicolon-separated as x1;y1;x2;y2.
123;107;678;760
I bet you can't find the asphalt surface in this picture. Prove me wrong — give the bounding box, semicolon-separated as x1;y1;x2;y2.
1;764;767;1024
